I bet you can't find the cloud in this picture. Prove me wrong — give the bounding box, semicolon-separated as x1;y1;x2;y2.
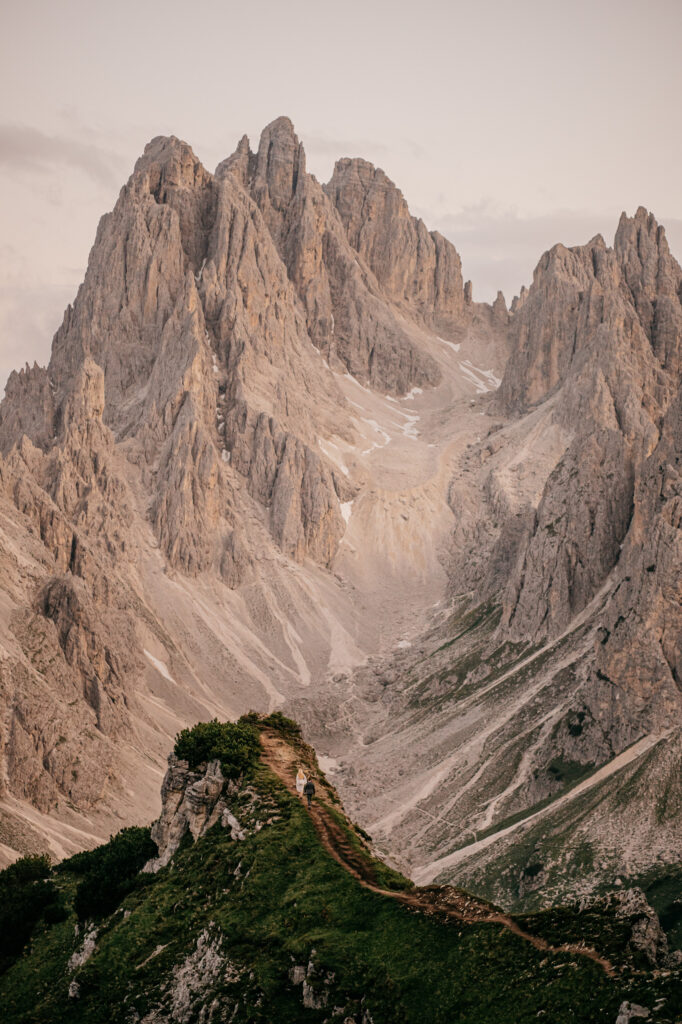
0;279;73;393
304;132;390;159
0;124;125;189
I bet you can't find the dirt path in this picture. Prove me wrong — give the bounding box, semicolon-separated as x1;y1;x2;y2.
259;730;615;978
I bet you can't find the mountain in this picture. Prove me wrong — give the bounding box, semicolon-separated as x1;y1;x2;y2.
0;117;679;932
295;208;682;911
0;116;502;864
1;717;679;1023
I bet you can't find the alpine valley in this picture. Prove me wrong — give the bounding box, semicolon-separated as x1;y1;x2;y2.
0;117;681;1015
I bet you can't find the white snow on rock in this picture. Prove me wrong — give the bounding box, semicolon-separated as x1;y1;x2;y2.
437;336;461;353
340;501;354;524
400;413;420;440
361;418;391;445
458;360;501;393
144;649;175;684
318;438;350;476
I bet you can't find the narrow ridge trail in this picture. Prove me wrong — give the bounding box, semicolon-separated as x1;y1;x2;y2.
259;730;615;978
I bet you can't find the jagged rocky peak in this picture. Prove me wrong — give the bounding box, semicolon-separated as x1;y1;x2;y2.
134;134;212;194
325;154;465;327
497;211;682;421
496;232;613;412
253;116;306;208
218;117;307;248
510;284;528;314
492;289;508;323
0;361;55;454
219;115;443;394
493;208;682;646
615;206;682;375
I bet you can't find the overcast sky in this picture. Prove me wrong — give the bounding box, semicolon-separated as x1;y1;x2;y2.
1;0;680;390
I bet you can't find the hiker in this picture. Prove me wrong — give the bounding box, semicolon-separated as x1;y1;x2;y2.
295;767;307;798
303;776;316;810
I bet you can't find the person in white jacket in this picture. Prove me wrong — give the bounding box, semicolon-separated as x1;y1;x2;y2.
295;767;307;797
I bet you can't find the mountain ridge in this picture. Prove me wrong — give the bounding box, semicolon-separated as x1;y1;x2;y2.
1;716;679;1023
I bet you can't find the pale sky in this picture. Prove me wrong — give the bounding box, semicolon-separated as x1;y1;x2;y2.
1;0;680;390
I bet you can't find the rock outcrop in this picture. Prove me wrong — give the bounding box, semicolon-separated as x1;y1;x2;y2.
144;756;232;871
143;752;278;872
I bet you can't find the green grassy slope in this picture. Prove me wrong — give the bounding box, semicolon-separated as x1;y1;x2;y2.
0;724;679;1023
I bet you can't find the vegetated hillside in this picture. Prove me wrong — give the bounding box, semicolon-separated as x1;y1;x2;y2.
305;591;681;916
0;717;680;1024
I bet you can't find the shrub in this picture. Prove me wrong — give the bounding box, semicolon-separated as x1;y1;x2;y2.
0;855;64;972
174;719;260;777
259;711;302;740
0;853;51;886
58;826;156;921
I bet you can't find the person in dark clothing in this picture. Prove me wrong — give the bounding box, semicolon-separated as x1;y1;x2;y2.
303;777;315;809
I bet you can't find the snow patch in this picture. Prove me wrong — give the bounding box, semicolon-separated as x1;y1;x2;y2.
361;418;391;445
437;336;461;353
340;501;354;524
402;387;423;401
459;360;501;393
319;439;349;476
400;413;420;440
221;450;231;463
397;640;412;649
144;650;175;684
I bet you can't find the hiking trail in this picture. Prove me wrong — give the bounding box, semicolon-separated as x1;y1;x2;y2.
259;729;615;978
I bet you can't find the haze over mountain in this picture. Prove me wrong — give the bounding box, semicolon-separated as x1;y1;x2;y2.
0;116;679;928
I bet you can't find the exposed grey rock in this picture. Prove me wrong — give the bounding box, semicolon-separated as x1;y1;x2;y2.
612;888;670;966
616;1001;650;1023
168;927;232;1024
325;155;465;330
144;757;229;871
68;925;99;971
222;117;444;395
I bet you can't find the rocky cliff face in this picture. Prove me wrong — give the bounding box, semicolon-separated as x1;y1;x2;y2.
494;210;681;643
221;117;444;394
325;156;465;330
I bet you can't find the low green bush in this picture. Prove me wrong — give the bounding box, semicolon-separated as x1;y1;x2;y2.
174;718;260;777
0;855;65;972
258;711;302;740
58;826;156;921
